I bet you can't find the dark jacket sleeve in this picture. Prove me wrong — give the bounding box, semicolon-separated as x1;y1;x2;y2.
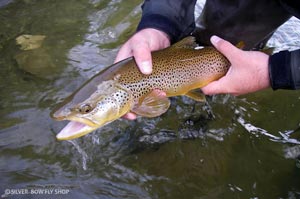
269;50;300;90
269;0;300;90
136;0;197;43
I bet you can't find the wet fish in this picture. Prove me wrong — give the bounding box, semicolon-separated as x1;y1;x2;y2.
51;36;230;140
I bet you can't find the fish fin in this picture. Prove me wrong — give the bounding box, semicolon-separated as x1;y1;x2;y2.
236;41;274;54
261;47;275;55
236;41;245;49
184;89;206;102
173;36;198;49
132;90;170;118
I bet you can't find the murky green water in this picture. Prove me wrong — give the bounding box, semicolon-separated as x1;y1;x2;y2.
1;0;300;198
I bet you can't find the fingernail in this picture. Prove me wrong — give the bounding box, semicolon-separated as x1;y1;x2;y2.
140;61;152;74
210;35;222;45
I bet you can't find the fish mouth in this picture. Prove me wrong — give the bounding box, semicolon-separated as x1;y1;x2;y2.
56;121;98;140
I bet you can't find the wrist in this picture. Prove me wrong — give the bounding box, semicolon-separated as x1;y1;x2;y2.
136;28;171;49
137;14;180;43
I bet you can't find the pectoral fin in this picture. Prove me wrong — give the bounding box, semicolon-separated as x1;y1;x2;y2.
132;90;170;118
184;89;206;102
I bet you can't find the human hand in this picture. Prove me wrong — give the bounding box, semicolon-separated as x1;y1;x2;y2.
115;28;170;74
201;36;271;96
115;28;170;119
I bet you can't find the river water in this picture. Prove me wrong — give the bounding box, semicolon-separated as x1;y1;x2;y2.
0;0;300;198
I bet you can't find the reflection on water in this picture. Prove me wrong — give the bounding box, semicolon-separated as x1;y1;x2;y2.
0;0;300;198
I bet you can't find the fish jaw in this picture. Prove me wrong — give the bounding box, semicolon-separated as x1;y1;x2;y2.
52;80;134;141
51;106;97;127
56;121;98;140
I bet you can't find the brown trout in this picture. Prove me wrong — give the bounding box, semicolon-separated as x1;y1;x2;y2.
51;37;230;140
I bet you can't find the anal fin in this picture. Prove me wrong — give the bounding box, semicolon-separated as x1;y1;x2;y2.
184;89;206;102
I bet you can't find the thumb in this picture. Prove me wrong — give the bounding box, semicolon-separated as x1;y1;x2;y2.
210;35;240;61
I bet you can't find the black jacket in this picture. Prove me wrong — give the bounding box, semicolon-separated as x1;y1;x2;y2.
137;0;300;90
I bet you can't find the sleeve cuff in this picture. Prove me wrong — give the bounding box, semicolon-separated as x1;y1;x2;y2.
269;50;294;90
136;14;182;43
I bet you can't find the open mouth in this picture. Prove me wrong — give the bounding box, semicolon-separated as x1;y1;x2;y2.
56;121;97;140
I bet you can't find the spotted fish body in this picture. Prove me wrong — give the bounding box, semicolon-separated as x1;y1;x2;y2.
51;37;230;140
118;45;228;99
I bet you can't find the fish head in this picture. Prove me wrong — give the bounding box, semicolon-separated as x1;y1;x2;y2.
51;80;133;140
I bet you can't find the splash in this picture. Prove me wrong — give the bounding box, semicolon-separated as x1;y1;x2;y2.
237;116;300;145
68;140;89;170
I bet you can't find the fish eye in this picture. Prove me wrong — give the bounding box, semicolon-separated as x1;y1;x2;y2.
79;104;93;114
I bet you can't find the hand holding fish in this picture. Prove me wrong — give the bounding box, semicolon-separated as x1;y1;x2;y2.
51;33;271;140
202;36;271;96
115;28;170;120
115;30;271;121
115;28;170;74
52;36;231;140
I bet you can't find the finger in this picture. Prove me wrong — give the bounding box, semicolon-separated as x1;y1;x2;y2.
132;43;153;75
114;44;132;63
151;89;167;98
201;77;230;95
122;112;137;120
210;35;241;61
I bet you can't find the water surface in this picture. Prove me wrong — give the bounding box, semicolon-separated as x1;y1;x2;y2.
0;0;300;198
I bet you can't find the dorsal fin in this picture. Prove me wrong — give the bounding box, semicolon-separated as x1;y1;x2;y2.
261;47;275;55
172;36;198;49
235;41;274;55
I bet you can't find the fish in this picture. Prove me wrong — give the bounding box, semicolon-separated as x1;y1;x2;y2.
51;36;230;140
